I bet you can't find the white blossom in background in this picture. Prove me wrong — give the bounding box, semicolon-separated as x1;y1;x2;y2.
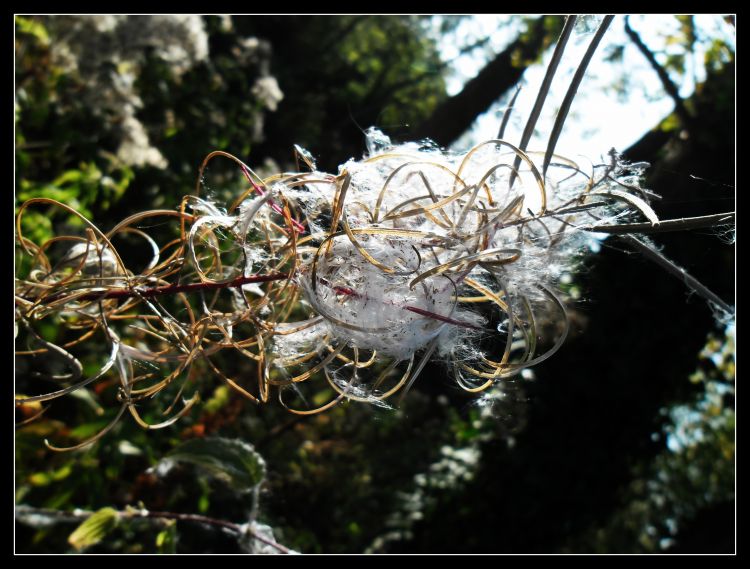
41;15;212;169
41;15;283;168
251;77;284;112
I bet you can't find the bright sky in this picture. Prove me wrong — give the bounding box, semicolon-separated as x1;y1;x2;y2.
435;15;735;163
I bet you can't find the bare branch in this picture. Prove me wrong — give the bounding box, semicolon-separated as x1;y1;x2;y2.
624;16;694;128
34;273;289;306
15;505;292;554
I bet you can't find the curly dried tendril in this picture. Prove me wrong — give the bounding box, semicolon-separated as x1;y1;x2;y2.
16;129;674;450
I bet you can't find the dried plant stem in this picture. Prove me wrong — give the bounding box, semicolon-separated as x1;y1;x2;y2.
497;85;521;140
320;277;484;331
620;234;733;314
16;122;735;446
39;273;290;305
543;15;614;177
510;15;577;187
580;212;735;234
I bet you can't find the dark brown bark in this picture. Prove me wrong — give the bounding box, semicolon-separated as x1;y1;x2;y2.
621;123;674;164
410;16;560;148
622;58;734;220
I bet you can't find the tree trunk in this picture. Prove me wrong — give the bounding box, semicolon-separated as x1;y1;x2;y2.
411;16;559;148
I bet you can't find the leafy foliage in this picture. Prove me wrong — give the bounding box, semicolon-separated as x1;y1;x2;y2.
68;507;120;552
235;16;447;171
164;438;266;494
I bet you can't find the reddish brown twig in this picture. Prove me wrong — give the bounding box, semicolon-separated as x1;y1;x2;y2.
239;164;306;234
37;273;290;305
320;277;484;331
142;510;291;554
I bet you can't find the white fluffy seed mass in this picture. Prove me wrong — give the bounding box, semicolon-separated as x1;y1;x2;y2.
274;128;647;366
302;237;457;359
17;127;658;426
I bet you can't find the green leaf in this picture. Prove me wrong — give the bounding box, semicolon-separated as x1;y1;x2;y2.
29;464;73;487
204;384;231;414
68;507;119;552
69;418;110;441
53;169;85;186
165;437;266;493
15;16;49;45
155;520;178;554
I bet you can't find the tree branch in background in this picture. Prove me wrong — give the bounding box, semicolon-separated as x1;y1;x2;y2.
15;505;292;554
449;33;493;60
622;42;734;187
624;16;694;129
411;16;558;148
621;121;674;164
315;15;367;56
367;32;497;109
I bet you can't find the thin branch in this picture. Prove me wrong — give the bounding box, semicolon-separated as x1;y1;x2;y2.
411;16;554;147
142;510;242;533
15;505;292;554
35;273;289;305
624;16;694;128
142;511;290;554
451;33;494;60
579;212;735;235
365;34;499;110
619;234;733;314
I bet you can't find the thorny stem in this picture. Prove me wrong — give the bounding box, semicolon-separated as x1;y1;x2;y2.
14;505;291;554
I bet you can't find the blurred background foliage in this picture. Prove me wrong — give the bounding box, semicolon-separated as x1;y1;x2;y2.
15;15;734;554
